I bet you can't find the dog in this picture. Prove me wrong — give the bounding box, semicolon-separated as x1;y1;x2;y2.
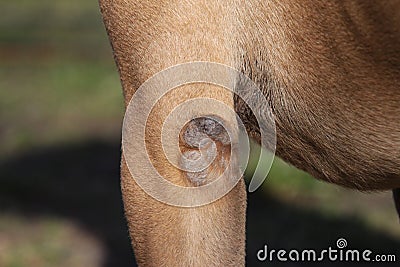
99;0;400;265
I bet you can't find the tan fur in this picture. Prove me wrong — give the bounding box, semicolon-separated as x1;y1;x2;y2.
99;0;400;266
235;0;400;190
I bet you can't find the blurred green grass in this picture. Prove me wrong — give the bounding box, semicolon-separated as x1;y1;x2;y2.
0;0;123;159
0;1;399;266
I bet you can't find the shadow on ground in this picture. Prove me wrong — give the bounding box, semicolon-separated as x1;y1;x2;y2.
0;140;398;267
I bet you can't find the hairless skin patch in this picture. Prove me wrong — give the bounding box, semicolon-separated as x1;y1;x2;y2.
181;116;230;148
180;116;231;186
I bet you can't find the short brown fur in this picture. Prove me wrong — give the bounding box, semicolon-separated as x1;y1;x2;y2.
99;0;400;266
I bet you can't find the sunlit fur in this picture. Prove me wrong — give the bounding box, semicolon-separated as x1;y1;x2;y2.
100;0;400;266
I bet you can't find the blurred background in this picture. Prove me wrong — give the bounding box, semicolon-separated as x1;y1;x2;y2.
0;1;399;266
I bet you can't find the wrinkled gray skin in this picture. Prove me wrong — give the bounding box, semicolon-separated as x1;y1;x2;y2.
182;117;230;148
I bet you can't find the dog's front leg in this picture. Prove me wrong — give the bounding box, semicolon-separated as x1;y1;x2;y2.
99;0;246;265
